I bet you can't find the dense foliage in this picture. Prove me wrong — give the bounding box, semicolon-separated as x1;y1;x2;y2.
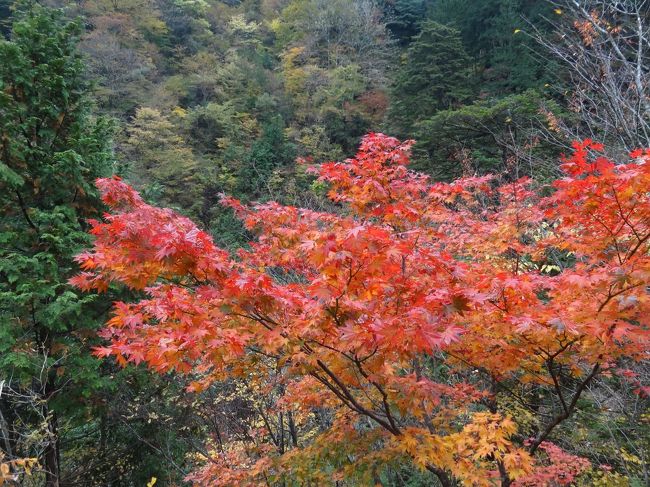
0;5;114;484
1;0;649;485
75;134;649;486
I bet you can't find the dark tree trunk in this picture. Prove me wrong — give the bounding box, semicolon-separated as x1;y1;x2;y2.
0;402;14;459
43;410;60;487
426;464;456;487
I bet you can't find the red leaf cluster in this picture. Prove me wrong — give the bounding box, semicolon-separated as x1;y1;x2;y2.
73;134;649;485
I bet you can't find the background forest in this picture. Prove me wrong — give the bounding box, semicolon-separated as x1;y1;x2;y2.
0;0;648;485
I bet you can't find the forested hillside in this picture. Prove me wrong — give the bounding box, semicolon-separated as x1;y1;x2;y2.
0;1;648;486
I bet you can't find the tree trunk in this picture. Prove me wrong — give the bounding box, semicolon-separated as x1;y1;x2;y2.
43;411;60;487
0;403;13;459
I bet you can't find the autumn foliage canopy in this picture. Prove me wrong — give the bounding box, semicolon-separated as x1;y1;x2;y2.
72;134;649;486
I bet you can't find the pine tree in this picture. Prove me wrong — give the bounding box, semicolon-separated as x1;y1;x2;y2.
237;114;296;199
0;4;113;484
384;0;428;45
388;20;473;136
431;0;555;94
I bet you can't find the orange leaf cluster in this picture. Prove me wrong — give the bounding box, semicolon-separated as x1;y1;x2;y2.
73;133;649;485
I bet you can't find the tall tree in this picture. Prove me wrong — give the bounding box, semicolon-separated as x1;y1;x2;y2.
388;20;473;136
237;114;296;199
0;4;113;485
431;0;555;93
383;0;428;45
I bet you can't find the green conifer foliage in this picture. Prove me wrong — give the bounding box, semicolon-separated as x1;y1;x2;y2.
0;4;114;484
238;114;296;198
384;0;428;45
388;20;473;136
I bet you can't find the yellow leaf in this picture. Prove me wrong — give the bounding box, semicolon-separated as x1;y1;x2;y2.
147;477;157;487
171;106;187;118
513;29;522;34
554;8;562;14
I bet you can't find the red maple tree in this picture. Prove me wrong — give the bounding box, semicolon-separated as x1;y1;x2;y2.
73;134;649;486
